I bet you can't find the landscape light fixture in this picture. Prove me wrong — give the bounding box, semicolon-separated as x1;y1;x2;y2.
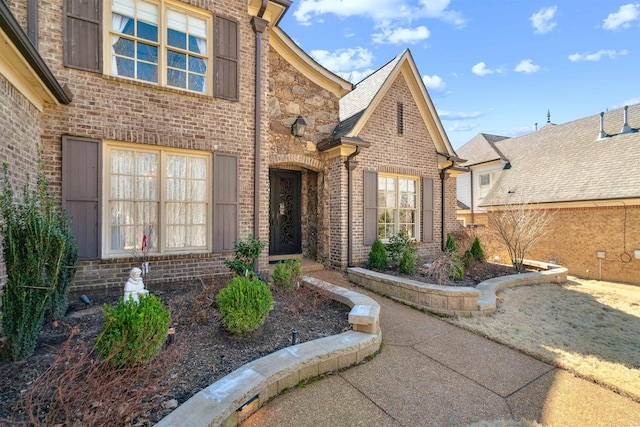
291;116;307;137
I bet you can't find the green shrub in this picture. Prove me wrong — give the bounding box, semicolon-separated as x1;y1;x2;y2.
49;211;79;320
224;235;266;277
95;294;171;367
398;250;416;274
470;237;484;261
216;276;273;335
368;238;388;270
445;234;458;253
387;229;417;265
272;258;302;291
0;164;77;361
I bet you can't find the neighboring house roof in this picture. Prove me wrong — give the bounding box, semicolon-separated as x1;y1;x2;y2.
0;1;72;108
456;133;510;167
457;200;470;210
269;27;353;98
481;103;640;207
333;49;457;158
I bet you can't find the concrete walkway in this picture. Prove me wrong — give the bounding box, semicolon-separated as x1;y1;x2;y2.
242;270;640;427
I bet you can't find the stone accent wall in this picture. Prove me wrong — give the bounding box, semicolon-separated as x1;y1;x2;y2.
349;74;447;265
0;75;43;286
28;0;271;291
267;49;341;265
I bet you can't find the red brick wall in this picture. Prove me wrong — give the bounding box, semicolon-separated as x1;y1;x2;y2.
0;75;43;285
28;0;271;291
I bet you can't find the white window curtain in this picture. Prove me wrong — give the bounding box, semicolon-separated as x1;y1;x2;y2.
111;13;130;75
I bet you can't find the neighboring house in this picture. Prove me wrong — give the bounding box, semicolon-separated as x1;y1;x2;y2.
464;105;640;285
0;0;462;292
455;133;510;226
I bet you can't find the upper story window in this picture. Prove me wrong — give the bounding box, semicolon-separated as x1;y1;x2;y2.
378;174;419;240
479;171;500;199
109;0;210;94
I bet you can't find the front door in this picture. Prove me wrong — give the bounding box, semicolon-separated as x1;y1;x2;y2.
269;169;302;256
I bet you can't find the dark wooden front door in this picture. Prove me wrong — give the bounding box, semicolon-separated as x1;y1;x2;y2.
269;169;302;255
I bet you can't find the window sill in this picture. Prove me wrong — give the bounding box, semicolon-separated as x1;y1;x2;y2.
101;74;222;101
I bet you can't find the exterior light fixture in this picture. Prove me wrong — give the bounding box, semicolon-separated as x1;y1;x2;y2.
291;116;306;137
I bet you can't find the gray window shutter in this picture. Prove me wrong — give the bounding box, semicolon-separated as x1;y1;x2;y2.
213;153;239;252
214;15;238;100
363;170;378;245
64;0;102;73
62;135;102;260
422;177;434;242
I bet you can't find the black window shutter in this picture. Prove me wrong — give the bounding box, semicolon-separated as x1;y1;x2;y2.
64;0;102;73
214;15;238;100
422;177;434;242
213;153;239;252
363;170;378;245
62;135;102;260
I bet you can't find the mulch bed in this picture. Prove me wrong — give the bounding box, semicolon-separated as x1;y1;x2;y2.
0;276;350;426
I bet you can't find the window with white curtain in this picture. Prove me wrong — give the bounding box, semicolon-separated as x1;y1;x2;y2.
106;143;210;256
109;0;210;94
377;174;419;240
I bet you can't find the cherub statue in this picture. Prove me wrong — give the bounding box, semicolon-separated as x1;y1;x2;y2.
124;267;149;303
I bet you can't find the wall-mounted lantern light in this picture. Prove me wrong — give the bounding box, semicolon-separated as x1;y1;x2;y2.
291;116;307;137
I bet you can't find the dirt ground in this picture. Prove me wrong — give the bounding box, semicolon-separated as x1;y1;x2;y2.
0;277;350;426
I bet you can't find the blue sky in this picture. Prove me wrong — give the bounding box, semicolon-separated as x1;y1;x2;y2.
278;1;640;150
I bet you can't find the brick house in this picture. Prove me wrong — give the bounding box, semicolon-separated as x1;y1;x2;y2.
456;105;640;285
0;0;461;292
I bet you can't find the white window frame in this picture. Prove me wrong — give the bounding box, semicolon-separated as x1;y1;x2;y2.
377;173;420;242
104;0;213;95
478;171;500;199
102;141;212;258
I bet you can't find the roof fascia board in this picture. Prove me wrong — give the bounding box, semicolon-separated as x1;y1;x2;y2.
248;0;290;26
346;51;457;157
481;198;640;210
269;27;352;98
0;1;72;106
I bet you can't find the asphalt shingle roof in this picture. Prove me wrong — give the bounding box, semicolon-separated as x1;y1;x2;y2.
481;103;640;206
457;133;510;166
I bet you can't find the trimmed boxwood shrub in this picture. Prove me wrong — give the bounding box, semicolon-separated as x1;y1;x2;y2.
95;294;171;367
368;238;389;271
399;249;416;274
216;276;273;335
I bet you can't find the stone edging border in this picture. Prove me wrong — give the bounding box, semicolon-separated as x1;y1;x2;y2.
156;276;382;427
348;260;567;317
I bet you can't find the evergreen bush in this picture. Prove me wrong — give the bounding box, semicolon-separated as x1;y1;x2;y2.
398;250;416;274
49;211;78;320
444;234;464;279
470;237;484;261
0;164;77;361
95;294;170;367
224;235;266;277
216;276;273;335
387;229;417;265
272;258;302;291
445;234;458;253
368;238;388;270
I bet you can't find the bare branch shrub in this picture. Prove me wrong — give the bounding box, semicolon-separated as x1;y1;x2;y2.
487;201;556;272
188;273;231;324
14;324;178;426
423;251;466;286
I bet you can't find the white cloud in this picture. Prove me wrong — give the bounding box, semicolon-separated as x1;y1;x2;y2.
448;123;479;132
372;25;430;44
338;69;376;84
515;59;541;74
530;6;558;34
438;110;482;120
568;49;628;62
603;3;640;30
471;62;497;76
310;47;374;72
294;0;465;28
422;74;446;91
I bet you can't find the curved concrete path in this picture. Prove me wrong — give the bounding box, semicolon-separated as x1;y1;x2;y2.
242;270;640;427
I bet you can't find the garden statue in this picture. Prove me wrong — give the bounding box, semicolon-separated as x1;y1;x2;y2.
124;267;149;303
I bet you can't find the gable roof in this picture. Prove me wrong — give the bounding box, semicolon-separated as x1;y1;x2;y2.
481;103;640;207
334;49;457;157
457;133;510;166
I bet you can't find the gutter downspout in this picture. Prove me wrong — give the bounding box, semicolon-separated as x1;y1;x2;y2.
439;161;455;251
345;146;361;267
470;169;474;224
252;2;268;271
